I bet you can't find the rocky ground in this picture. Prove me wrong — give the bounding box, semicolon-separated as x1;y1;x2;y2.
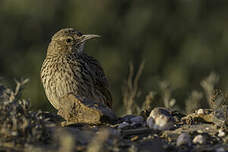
0;81;228;152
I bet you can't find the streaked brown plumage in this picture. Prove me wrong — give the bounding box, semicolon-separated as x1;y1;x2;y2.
41;28;112;111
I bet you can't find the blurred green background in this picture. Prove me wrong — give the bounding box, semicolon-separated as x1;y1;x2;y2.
1;0;228;114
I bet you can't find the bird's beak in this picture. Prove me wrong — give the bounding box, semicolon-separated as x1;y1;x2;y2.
80;34;100;43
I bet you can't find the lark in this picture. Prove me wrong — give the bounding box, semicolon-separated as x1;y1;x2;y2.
41;28;112;112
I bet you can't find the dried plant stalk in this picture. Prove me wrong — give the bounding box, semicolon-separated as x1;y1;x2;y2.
122;61;144;114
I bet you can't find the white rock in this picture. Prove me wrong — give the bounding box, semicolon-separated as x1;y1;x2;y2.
11;131;18;136
193;135;206;144
176;133;191;146
197;109;204;115
197;130;203;133
154;115;173;130
146;107;174;130
218;129;225;137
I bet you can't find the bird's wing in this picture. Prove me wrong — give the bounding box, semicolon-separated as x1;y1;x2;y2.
84;55;112;108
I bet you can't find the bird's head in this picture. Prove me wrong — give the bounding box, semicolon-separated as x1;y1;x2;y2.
47;28;100;56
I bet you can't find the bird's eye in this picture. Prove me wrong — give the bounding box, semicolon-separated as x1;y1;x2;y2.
66;38;73;43
77;32;83;37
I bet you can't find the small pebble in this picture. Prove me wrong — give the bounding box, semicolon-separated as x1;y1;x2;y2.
197;109;204;115
176;133;191;146
11;131;18;136
216;147;225;152
154;115;174;130
147;107;174;130
118;122;130;129
218;129;225;137
197;130;203;133
193;135;206;144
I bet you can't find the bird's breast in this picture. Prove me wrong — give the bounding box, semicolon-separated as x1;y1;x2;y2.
41;56;94;100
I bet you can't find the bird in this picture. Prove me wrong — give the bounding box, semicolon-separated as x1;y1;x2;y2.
41;28;112;113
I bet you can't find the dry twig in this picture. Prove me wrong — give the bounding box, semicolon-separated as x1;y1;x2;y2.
122;61;144;114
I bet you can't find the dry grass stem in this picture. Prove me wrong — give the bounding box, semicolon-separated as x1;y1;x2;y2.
142;91;156;112
185;91;203;114
159;81;176;108
122;61;144;114
200;72;219;108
